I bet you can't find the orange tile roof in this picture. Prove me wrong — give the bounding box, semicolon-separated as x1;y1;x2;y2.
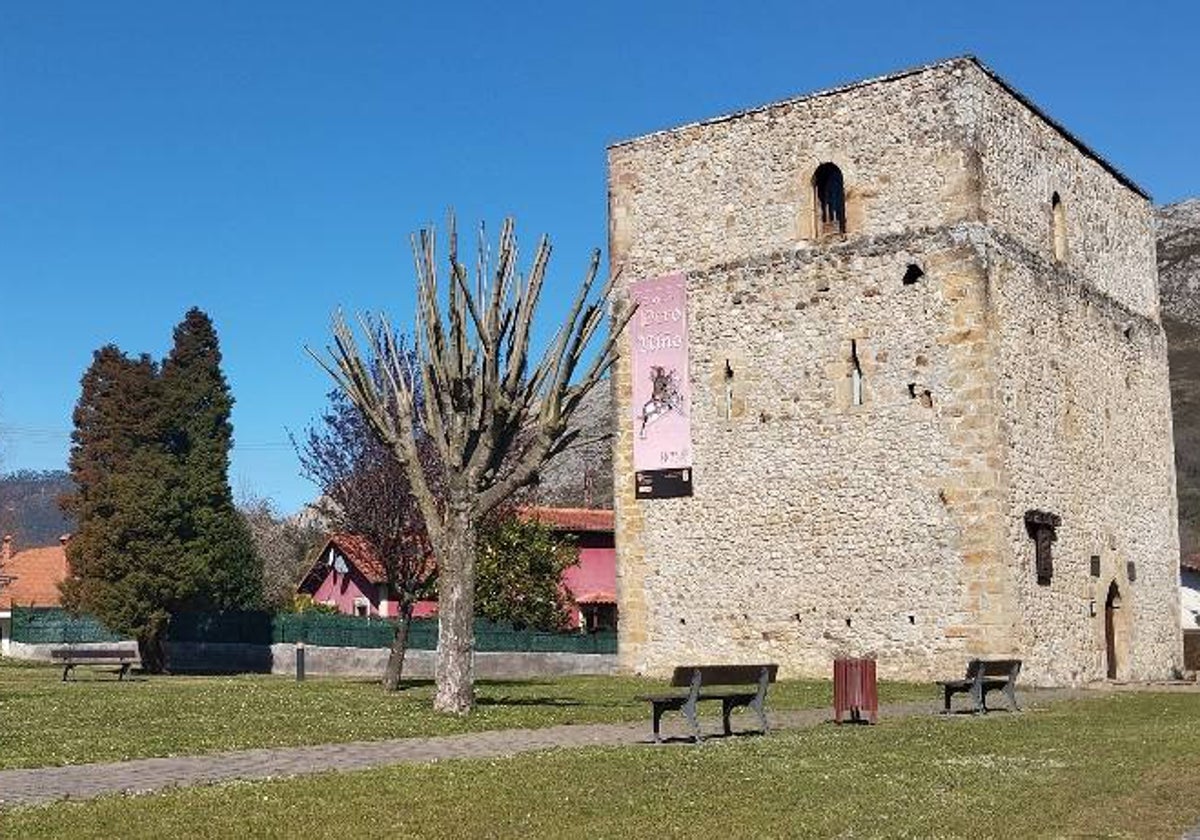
0;543;68;609
518;507;614;533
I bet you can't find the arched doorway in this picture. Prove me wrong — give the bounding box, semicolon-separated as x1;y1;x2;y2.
1104;581;1122;680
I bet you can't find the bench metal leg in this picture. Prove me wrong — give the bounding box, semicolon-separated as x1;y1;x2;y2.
118;663;129;681
652;703;666;743
972;682;986;715
1004;683;1019;712
62;664;72;682
943;685;954;714
750;696;769;734
682;697;702;743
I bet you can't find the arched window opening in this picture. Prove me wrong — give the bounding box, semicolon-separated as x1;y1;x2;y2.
1051;192;1066;262
813;163;847;238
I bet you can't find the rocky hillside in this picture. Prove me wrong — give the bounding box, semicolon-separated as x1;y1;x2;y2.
527;384;613;509
1158;200;1200;560
0;470;75;549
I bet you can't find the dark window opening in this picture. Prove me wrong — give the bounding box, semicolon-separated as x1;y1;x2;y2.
1090;556;1101;577
813;162;847;237
1025;510;1061;585
907;383;933;408
724;359;735;420
1051;192;1066;262
1126;561;1137;583
902;263;925;285
850;339;864;406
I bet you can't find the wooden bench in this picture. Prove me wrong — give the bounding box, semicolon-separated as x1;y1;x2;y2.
939;658;1021;714
637;664;778;743
50;647;141;682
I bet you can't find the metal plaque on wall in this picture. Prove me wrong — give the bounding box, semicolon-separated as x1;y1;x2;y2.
635;468;693;499
629;273;693;498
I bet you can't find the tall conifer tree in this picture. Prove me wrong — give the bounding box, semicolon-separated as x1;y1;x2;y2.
61;347;182;671
161;308;261;610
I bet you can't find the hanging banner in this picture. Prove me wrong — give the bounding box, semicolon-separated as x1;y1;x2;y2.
629;272;693;499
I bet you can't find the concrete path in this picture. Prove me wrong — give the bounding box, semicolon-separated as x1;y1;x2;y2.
0;690;1081;808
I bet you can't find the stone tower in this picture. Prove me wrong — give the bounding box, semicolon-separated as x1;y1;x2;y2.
608;57;1182;685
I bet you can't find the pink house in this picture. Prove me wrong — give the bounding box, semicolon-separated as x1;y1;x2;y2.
297;534;435;619
520;507;617;632
297;508;617;630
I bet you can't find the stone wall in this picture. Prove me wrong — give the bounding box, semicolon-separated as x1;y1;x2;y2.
608;60;982;280
609;57;1181;684
3;640;618;679
991;242;1182;681
975;73;1159;318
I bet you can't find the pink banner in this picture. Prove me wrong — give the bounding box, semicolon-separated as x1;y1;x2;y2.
630;273;691;474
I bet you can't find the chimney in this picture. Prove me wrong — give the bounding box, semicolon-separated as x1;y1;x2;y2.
2;535;12;562
59;534;71;547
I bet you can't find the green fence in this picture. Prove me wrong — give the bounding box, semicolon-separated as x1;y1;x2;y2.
10;607;128;644
172;610;616;654
11;607;616;655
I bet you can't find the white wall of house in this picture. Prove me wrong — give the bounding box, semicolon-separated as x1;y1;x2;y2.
1183;568;1200;629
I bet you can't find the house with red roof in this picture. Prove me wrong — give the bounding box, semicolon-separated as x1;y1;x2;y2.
0;535;70;654
296;533;437;620
520;507;617;632
297;507;616;631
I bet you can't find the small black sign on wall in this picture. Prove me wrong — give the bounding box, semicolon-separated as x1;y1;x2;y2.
635;468;693;499
1126;561;1137;582
1090;556;1101;578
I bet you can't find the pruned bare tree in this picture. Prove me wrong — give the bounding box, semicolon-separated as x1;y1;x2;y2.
311;217;632;714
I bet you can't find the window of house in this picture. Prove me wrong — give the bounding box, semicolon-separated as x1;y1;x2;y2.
1051;192;1066;262
813;162;847;237
353;597;369;618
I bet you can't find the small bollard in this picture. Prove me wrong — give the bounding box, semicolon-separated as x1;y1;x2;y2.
295;641;306;681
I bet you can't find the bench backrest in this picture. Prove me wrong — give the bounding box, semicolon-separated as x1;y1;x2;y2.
50;647;139;663
965;658;1021;681
670;664;778;688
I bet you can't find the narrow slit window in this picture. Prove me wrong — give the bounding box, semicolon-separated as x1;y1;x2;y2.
850;339;864;406
813;162;847;237
1051;192;1066;262
723;359;735;420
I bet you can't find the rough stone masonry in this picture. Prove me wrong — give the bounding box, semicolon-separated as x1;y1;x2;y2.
607;57;1182;685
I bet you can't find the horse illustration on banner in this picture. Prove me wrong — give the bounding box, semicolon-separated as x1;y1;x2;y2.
639;365;685;439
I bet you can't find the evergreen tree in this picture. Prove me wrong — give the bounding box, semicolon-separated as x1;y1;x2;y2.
161;308;261;610
61;310;261;671
61;347;183;671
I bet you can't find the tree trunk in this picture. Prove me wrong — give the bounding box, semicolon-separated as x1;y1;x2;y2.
382;600;414;692
434;505;477;714
137;612;169;674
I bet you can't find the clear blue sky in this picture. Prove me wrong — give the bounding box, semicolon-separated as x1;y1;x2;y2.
2;2;1197;514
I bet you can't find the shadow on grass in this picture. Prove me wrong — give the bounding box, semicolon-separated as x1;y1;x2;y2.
475;695;585;708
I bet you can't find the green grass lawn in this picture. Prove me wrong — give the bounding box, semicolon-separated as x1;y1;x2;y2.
0;659;930;770
4;692;1199;839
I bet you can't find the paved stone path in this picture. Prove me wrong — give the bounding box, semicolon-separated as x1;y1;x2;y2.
0;690;1083;808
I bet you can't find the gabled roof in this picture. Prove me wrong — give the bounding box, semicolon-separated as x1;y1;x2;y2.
609;56;1148;200
300;534;389;588
0;542;68;610
518;506;614;534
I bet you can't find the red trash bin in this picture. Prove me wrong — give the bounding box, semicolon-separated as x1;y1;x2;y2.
834;657;878;724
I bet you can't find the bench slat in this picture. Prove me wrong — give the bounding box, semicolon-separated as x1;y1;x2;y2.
669;664;778;687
